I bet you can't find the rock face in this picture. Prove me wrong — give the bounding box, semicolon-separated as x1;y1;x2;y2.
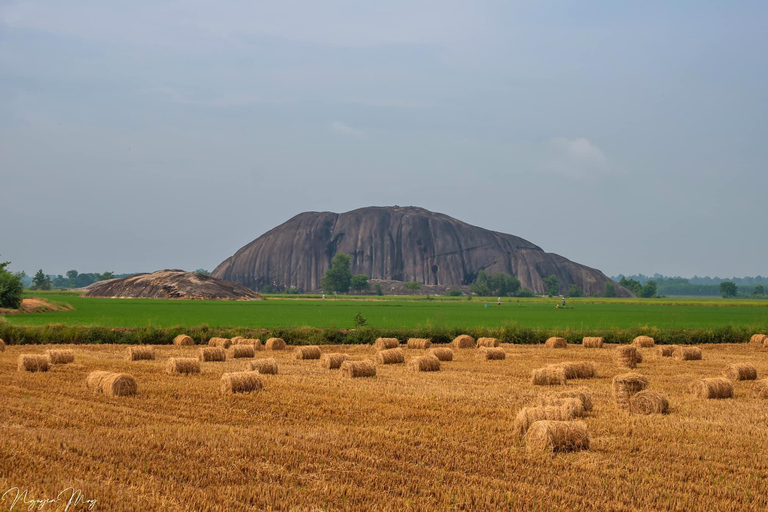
83;270;264;300
212;206;631;297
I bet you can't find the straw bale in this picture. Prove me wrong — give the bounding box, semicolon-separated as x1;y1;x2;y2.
525;420;590;453
478;347;506;360
476;337;499;348
127;346;155;361
245;358;278;375
407;338;432;349
452;335;476;349
633;336;655;348
723;363;757;381
374;338;400;350
220;371;263;394
173;335;195;346
615;345;638;369
613;372;649;409
673;346;702;360
582;337;603;348
166;357;201;375
531;367;567;386
294;346;322;360
340;360;376;378
409;355;441;372
426;347;454;361
17;354;49;372
199;347;226;362
376;348;405;364
629;390;669;415
46;349;74;365
320;353;349;369
265;338;286;350
690;377;734;399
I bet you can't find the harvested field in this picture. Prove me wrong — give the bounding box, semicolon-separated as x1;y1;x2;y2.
1;343;768;511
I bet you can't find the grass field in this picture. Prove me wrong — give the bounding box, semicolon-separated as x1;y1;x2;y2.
2;341;767;511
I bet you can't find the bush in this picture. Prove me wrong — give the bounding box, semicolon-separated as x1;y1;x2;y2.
0;260;24;309
446;289;463;297
404;281;421;291
516;288;535;298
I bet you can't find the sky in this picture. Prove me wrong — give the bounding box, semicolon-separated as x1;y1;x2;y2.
1;1;767;279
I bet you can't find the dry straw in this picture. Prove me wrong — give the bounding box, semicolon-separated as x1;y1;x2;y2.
658;346;677;357
452;335;476;349
691;377;734;399
723;363;757;381
525;420;590;453
0;338;6;351
753;379;768;399
265;338;286;351
407;338;432;349
208;337;232;349
536;397;586;418
531;366;567;386
629;390;669;415
240;338;263;349
127;346;156;361
633;336;655;348
479;347;506;360
513;405;577;436
320;353;349;369
612;373;649;410
582;337;604;348
166;357;201;375
375;348;405;364
551;361;596;379
615;345;638;369
46;349;74;365
231;345;256;359
230;336;245;344
86;371;137;397
544;337;567;349
246;358;278;375
199;347;226;362
749;334;767;345
543;388;594;412
295;346;322;360
476;337;499;348
374;338;400;350
673;346;702;360
409;355;441;372
426;347;454;361
173;334;195;346
340;360;376;378
17;354;49;372
220;371;263;394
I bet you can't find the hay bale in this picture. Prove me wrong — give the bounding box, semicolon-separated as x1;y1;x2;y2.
375;348;405;364
409;355;441;372
265;338;286;350
407;338;432;349
612;373;649;409
231;345;256;359
615;345;638;369
535;397;586;419
582;337;603;348
127;346;156;361
452;335;476;349
426;347;454;361
230;336;245;345
633;335;655;348
198;347;226;362
691;377;734;399
239;338;263;349
629;390;669;415
340;360;376;378
86;371;136;397
86;370;111;391
673;346;702;360
478;347;506;360
46;349;74;365
513;405;577;436
173;334;195;346
374;338;400;350
723;363;757;381
750;334;768;345
17;354;49;372
531;367;567;386
320;353;349;369
544;337;567;349
525;420;589;453
636;351;644;363
552;361;596;379
0;338;5;351
753;379;768;399
220;371;263;394
208;337;232;349
658;345;677;357
294;346;322;360
166;357;201;375
548;387;594;412
476;337;499;348
246;358;278;375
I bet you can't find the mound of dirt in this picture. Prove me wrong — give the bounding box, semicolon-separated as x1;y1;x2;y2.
0;298;75;315
82;270;264;300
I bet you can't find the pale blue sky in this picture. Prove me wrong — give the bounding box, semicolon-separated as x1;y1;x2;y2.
2;1;766;278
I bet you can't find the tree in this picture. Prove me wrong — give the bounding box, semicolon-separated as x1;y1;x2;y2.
97;271;115;281
66;269;78;281
374;283;383;296
470;270;521;297
619;277;643;295
566;284;583;297
755;285;764;296
404;281;421;291
720;281;738;298
604;282;616;298
321;254;352;293
32;269;51;290
544;275;559;297
0;259;24;309
194;269;210;276
350;274;370;293
640;280;657;298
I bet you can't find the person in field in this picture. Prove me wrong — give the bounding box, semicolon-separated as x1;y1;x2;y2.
497;297;501;306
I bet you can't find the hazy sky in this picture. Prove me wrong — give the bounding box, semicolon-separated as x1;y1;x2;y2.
2;1;767;278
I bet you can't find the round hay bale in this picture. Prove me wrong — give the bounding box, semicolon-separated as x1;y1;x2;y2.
612;373;649;410
531;367;567;386
615;345;638;369
231;345;256;359
46;349;74;365
17;354;49;372
127;346;156;361
265;338;286;351
582;337;603;348
723;363;757;381
629;390;669;415
673;346;702;360
103;373;137;397
426;347;454;361
633;336;655;348
173;334;195;346
541;388;593;412
409;355;441;372
375;348;405;365
635;351;644;364
691;377;734;399
513;405;577;437
320;353;349;369
753;379;768;399
0;338;5;351
340;360;376;378
230;336;245;345
406;338;432;349
198;347;226;362
476;337;499;348
374;338;400;350
658;345;677;357
239;338;263;349
220;371;263;394
525;420;590;453
750;334;768;345
478;347;506;360
551;361;596;379
86;370;111;392
452;335;476;349
208;337;232;349
166;357;201;375
544;337;567;349
294;346;322;360
246;358;278;375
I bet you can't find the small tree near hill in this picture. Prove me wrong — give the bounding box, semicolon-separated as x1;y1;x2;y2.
720;281;737;298
603;282;616;298
350;274;370;293
321;254;353;293
544;275;559;297
0;259;24;309
32;269;51;290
